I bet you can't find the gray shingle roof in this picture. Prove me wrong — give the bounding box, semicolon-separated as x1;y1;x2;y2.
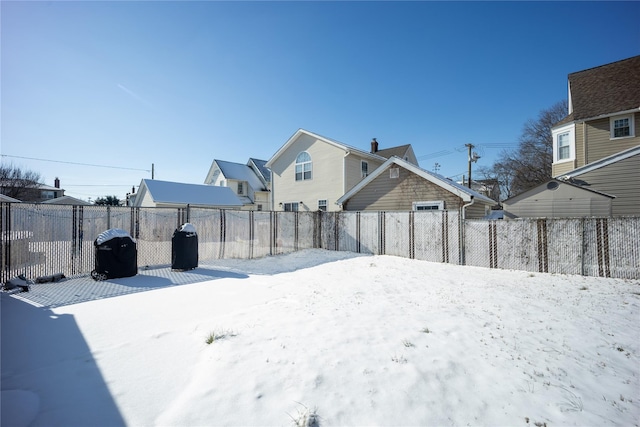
215;160;267;191
375;144;412;160
248;158;271;184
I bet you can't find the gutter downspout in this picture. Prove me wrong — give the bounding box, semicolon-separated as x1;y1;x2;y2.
460;196;475;265
343;151;350;210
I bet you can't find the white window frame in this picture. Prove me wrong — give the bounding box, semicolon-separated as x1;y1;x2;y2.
283;202;299;212
361;161;369;178
237;182;244;195
390;167;400;179
318;199;327;211
552;123;575;164
295;152;312;181
412;201;444;211
610;114;635;139
557;132;571;160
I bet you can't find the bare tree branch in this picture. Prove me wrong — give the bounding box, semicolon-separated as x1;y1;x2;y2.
0;162;43;200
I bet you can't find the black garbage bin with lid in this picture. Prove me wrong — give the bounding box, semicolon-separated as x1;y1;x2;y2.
92;229;137;280
172;223;198;270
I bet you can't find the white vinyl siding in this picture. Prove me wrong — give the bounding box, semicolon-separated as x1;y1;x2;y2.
269;133;347;212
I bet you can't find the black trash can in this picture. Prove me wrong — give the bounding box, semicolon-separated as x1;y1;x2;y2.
92;229;137;280
172;223;198;270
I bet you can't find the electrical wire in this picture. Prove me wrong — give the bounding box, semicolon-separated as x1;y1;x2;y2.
1;154;151;172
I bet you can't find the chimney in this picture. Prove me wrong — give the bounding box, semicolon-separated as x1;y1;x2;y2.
371;138;378;153
54;177;60;188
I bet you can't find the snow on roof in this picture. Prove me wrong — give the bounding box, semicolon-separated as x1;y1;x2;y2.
215;160;267;191
0;194;22;203
41;195;91;205
142;179;243;207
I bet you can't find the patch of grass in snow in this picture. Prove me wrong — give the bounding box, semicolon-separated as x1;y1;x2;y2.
402;339;415;348
391;353;408;364
420;327;431;334
205;329;237;345
288;403;320;427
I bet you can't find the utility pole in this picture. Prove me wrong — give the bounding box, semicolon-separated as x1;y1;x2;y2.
152;163;154;179
465;144;480;189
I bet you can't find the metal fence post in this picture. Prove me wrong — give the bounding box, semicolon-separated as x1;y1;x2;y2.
1;203;10;283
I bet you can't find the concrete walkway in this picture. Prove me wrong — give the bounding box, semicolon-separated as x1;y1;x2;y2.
5;264;248;308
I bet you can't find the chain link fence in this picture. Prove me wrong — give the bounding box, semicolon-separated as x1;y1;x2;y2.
2;203;638;283
464;217;640;279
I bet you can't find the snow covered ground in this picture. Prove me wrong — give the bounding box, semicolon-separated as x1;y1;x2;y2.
2;249;639;426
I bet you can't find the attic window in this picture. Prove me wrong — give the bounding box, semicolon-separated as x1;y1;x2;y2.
390;168;399;179
610;115;634;139
237;182;244;195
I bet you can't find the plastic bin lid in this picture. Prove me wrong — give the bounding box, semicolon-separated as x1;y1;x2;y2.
179;223;196;233
96;228;134;245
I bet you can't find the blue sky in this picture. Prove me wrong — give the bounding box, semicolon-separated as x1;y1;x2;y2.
2;1;639;202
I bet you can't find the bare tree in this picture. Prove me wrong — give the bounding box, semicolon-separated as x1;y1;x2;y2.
481;100;568;200
0;163;42;200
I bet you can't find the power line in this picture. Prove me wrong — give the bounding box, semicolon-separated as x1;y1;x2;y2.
1;154;151;172
417;142;516;161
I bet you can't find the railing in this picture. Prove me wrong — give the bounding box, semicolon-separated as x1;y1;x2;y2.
2;203;638;283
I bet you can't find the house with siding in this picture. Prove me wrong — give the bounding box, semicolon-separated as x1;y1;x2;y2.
502;179;615;218
265;129;418;212
549;55;640;216
41;195;91;206
337;156;496;218
132;179;243;209
1;178;65;203
204;158;271;211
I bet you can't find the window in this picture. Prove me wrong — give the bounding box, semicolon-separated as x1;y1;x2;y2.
237;182;244;195
557;132;570;160
257;204;262;211
412;201;444;211
390;168;399;179
610;115;634;139
552;123;574;163
295;152;312;181
361;161;369;178
318;199;327;211
283;202;299;212
219;180;225;187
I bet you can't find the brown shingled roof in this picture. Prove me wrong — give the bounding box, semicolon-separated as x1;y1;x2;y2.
568;55;640;121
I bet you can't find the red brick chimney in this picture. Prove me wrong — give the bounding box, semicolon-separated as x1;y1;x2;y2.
54;177;60;188
371;138;378;153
